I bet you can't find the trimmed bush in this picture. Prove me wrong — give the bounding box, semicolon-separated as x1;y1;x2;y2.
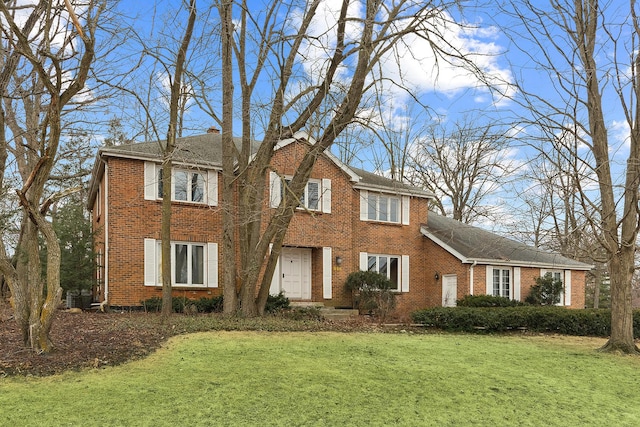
195;296;224;313
457;294;523;307
411;307;640;338
141;296;162;312
345;270;397;322
141;296;222;314
265;292;290;313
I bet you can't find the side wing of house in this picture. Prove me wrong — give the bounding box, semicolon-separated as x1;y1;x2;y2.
88;152;224;307
420;216;591;309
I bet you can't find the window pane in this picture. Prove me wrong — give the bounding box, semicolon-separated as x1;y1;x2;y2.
379;256;388;277
390;197;399;222
379;196;388;221
307;182;319;210
368;193;377;220
175;244;188;284
175;171;188;201
367;256;377;272
493;269;500;296
157;169;164;199
389;257;399;290
503;269;510;298
191;173;204;202
192;245;204;285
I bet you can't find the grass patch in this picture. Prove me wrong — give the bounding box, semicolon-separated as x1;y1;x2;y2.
1;332;639;426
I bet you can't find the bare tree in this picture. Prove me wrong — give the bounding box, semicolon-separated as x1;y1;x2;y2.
406;118;515;223
205;0;480;316
0;0;103;352
501;0;640;353
159;0;197;317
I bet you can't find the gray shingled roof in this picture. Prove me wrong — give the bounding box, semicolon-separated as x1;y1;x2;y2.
350;167;433;198
98;133;433;198
99;133;251;167
421;212;592;270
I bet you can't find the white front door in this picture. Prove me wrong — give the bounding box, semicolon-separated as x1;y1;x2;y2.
442;274;457;307
280;247;312;300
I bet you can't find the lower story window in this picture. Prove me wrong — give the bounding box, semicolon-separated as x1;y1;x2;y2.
493;268;510;298
367;254;400;291
157;242;206;286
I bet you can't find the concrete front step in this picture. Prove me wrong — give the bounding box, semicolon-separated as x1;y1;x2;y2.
319;307;360;320
289;302;359;320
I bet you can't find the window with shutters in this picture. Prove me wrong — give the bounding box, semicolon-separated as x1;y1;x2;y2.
156;242;207;287
158;168;205;203
281;178;322;211
367;254;400;291
367;193;401;223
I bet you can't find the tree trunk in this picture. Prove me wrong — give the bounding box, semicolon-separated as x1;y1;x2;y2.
600;252;638;353
161;158;173;319
219;0;238;315
592;268;601;309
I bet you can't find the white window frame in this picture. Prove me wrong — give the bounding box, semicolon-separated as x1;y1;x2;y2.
281;177;322;211
172;169;205;203
367;193;401;223
541;269;567;306
145;239;218;288
160;242;206;286
270;172;331;213
492;267;511;298
360;191;409;225
145;162;218;206
365;254;402;291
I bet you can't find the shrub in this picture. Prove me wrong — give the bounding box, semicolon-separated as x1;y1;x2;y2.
172;296;194;314
141;296;162;312
525;273;563;305
411;306;640;338
195;296;224;313
265;292;291;313
344;270;396;322
141;296;203;314
456;294;523;307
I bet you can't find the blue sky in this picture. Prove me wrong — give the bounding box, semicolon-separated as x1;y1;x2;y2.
75;1;636;235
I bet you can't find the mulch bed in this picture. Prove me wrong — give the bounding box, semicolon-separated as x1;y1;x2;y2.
0;305;167;377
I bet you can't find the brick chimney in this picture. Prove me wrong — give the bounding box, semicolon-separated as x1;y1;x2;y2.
207;126;220;134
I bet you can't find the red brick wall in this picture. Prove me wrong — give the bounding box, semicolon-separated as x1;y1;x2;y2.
472;264;586;308
103;157;224;306
96;141;586;315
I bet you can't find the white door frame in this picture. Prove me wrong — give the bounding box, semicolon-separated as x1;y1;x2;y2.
278;247;312;300
442;274;458;307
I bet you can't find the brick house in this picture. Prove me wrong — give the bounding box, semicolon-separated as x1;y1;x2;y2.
87;131;592;317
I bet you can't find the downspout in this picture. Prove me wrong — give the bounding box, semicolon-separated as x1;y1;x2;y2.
469;260;477;295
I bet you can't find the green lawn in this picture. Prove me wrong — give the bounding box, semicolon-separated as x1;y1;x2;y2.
1;332;639;426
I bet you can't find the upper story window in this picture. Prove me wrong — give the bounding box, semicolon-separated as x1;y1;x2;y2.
368;193;400;223
281;178;321;211
144;162;218;206
360;190;410;225
159;169;204;203
269;172;331;214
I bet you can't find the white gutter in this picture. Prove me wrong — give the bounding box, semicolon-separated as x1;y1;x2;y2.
104;161;109;305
